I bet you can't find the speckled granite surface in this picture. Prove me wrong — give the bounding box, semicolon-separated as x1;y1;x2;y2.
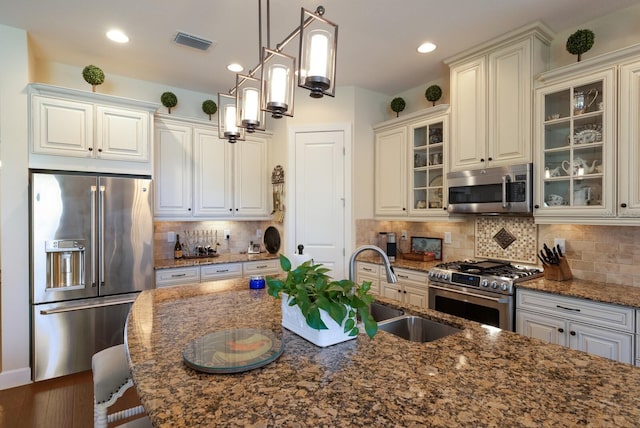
155;252;280;269
126;279;640;427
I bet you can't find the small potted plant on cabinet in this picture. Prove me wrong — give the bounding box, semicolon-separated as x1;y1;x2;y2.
267;255;378;347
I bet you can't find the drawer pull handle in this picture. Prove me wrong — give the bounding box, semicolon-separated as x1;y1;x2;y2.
556;305;580;312
217;269;229;273
256;265;268;269
398;274;409;279
363;268;373;272
171;273;187;278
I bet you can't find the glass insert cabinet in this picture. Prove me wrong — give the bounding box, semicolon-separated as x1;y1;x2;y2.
534;68;615;218
409;116;447;215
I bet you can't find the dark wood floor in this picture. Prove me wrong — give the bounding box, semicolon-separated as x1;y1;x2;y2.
0;370;142;428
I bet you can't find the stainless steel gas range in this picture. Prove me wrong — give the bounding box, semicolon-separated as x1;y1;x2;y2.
428;260;543;331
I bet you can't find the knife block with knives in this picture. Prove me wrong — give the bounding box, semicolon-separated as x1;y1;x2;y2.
539;243;572;281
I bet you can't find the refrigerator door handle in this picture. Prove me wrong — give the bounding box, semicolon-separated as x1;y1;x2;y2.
99;184;106;287
39;295;138;315
91;185;98;287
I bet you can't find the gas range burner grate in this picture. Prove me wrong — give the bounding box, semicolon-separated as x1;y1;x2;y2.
435;259;542;281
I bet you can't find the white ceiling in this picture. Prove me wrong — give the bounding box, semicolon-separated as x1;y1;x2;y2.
1;0;638;96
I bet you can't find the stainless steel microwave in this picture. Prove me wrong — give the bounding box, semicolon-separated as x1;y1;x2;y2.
447;163;533;214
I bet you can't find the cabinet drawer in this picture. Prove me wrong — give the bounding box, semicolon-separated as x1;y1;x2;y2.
201;263;243;280
393;267;428;284
517;289;634;333
357;262;380;277
155;267;200;287
243;259;280;276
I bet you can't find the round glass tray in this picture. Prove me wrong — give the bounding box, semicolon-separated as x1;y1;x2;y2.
183;328;283;374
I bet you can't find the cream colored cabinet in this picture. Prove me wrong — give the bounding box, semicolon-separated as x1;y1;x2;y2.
29;83;157;174
243;259;280;277
516;289;634;364
534;44;640;224
380;267;429;309
374;106;449;218
154;115;270;219
355;262;381;295
155;266;201;288
201;262;243;281
446;24;551;172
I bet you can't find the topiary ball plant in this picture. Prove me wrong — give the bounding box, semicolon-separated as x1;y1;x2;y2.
161;92;178;114
202;99;218;120
425;85;443;106
82;65;105;92
390;97;406;118
566;29;595;62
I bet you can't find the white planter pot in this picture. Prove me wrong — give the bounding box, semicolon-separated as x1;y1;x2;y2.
280;293;356;347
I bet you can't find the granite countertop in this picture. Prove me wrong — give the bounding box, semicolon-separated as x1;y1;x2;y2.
155;252;280;270
126;278;640;427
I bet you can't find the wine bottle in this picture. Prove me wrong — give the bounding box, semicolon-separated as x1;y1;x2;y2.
174;234;183;259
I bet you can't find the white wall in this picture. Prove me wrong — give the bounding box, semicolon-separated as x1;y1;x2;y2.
0;24;31;389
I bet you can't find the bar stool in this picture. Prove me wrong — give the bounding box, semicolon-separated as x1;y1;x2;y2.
92;344;151;428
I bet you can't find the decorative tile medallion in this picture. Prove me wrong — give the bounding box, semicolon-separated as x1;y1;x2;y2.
475;217;537;263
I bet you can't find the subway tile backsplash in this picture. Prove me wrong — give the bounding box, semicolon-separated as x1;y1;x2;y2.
356;218;640;288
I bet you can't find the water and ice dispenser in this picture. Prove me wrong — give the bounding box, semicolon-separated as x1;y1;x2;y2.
45;240;85;288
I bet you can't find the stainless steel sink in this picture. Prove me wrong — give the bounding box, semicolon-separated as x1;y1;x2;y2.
378;315;462;342
369;302;404;322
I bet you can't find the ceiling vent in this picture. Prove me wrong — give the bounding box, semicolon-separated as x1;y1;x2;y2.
174;32;214;51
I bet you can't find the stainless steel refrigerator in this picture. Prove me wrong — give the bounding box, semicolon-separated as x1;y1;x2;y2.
29;170;153;381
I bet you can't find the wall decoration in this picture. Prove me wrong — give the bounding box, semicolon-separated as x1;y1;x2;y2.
202;99;217;120
566;29;595;62
161;92;178;114
390;97;406;117
82;65;105;92
425;85;442;106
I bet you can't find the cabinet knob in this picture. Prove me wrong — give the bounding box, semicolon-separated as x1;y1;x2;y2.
570;331;576;336
534;204;540;209
98;148;102;152
487;157;493;161
621;203;628;208
402;208;406;211
480;158;485;162
188;208;191;211
235;208;239;211
443;206;447;211
229;208;233;211
88;147;93;151
558;328;564;333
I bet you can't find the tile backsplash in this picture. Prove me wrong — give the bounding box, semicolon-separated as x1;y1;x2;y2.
356;218;640;288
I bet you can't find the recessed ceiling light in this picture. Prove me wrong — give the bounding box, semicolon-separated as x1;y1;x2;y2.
106;29;129;43
227;63;244;72
417;42;437;53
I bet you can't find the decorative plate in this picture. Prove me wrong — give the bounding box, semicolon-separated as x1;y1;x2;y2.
429;175;443;187
264;226;281;254
573;124;602;145
183;328;283;374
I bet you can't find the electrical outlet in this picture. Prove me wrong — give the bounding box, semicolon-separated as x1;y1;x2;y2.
444;232;452;244
554;238;566;254
401;230;408;240
167;231;176;242
256;228;262;238
224;229;231;240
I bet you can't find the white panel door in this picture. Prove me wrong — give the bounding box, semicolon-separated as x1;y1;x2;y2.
193;127;232;217
294;130;345;279
96;106;149;162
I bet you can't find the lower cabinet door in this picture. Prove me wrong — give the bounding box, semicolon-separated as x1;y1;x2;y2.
403;283;428;309
381;282;402;302
516;310;567;347
568;322;634;364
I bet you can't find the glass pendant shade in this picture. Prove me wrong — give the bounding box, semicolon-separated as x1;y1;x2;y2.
260;48;296;118
217;93;245;143
235;74;265;132
298;8;338;98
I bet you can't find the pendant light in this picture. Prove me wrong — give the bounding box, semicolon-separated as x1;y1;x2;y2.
261;48;296;118
218;93;245;143
298;7;338;98
235;74;265;132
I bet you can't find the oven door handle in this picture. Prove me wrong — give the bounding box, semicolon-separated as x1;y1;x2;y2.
502;174;511;209
429;283;510;304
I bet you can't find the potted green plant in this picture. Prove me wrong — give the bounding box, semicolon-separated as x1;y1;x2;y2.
161;92;178;114
390;97;406;118
202;99;217;120
425;85;443;106
566;29;595;62
82;65;105;92
267;255;378;347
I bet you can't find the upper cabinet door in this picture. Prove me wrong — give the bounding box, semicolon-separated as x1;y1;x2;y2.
487;39;532;167
618;59;640;217
32;95;94;157
95;106;149;162
193;127;233;217
374;126;408;216
449;57;487;171
154;120;193;217
234;137;269;217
